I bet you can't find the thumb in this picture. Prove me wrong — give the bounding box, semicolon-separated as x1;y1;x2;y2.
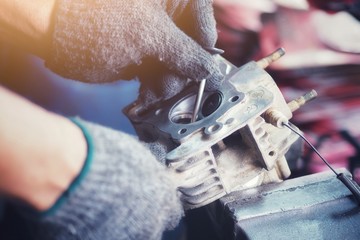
138;68;188;109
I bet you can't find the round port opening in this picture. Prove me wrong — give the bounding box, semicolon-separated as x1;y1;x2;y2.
201;92;222;117
172;114;192;124
170;94;196;124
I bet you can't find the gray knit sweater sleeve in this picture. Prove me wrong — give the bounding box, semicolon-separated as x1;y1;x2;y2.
31;119;183;240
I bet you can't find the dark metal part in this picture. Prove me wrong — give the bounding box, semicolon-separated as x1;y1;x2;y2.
337;173;360;204
201;92;223;117
208;170;360;240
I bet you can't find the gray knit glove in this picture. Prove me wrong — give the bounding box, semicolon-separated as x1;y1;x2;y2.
47;0;223;103
134;0;222;108
31;119;183;240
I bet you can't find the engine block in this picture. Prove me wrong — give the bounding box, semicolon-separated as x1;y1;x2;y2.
124;50;309;210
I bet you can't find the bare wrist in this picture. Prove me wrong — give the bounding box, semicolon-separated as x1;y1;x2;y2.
28;116;88;211
0;86;87;211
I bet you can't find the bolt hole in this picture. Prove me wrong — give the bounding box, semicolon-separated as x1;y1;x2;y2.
229;96;240;102
225;118;235;125
208;124;220;133
269;151;275;157
179;128;187;134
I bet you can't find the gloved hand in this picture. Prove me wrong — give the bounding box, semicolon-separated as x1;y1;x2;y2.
30;119;182;240
134;0;222;108
47;0;223;106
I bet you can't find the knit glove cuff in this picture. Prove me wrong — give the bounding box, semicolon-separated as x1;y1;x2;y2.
33;118;183;240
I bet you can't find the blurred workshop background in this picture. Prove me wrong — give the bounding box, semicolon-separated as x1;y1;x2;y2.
214;0;360;182
1;0;360;180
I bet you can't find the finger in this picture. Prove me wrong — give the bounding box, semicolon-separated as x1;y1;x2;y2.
146;13;223;90
173;0;217;48
189;0;218;48
138;61;188;109
139;74;187;109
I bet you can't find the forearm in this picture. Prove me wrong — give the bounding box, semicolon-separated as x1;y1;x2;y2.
0;0;56;57
0;86;86;211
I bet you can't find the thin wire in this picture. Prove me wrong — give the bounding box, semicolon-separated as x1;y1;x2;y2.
284;121;360;204
283;122;339;176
